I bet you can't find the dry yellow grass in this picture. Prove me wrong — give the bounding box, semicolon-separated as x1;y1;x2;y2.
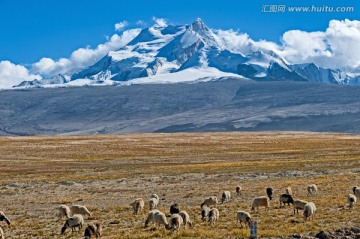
0;132;360;238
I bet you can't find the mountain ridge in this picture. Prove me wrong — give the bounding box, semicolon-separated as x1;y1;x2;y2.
3;79;360;136
15;18;360;89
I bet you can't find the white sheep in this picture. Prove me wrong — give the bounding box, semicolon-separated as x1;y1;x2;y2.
236;210;252;228
61;214;84;234
149;197;159;210
307;184;318;196
221;191;231;204
70;205;91;217
348;194;357;209
58;205;70;218
151;194;160;202
0;212;10;225
352;186;360;198
251;196;270;212
169;214;183;232
144;209;159;227
201;196;218;208
293;199;308;215
285;187;292;195
144;210;168;228
201;206;210;222
303;202;316;221
208;208;219;225
130;198;144;214
84;222;102;239
179;211;192;228
236;186;242;196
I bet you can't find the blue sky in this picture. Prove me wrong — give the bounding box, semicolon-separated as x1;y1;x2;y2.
0;0;358;65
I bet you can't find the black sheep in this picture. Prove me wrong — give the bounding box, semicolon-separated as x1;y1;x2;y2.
279;194;294;207
170;203;180;215
266;187;274;200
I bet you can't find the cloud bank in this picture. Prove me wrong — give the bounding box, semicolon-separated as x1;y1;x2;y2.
31;28;140;76
214;19;360;71
0;61;42;89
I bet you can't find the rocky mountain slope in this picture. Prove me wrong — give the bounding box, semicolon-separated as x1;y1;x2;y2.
3;79;360;135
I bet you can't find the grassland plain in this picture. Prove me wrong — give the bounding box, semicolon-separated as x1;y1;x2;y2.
1;132;360;238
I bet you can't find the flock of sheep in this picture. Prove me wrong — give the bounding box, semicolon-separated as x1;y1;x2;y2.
128;183;359;235
0;183;359;238
57;204;101;238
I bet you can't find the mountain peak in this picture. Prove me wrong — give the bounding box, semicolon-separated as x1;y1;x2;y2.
189;18;209;33
188;18;219;47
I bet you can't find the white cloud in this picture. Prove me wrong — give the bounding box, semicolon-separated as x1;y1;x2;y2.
152;17;167;27
279;19;360;71
215;19;360;72
31;28;141;75
0;61;42;89
114;20;128;31
281;30;330;64
136;20;146;26
214;29;252;54
324;19;360;70
214;29;281;56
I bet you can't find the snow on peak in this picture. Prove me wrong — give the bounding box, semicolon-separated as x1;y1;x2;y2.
188;18;219;47
189;18;208;32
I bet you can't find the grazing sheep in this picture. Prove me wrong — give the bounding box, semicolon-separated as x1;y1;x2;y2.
352;186;360;197
144;209;159;227
307;184;318;196
169;214;183;232
279;194;294;207
266;187;274;200
236;211;252;228
221;191;231;204
70;205;91;217
201;206;210;222
208;208;219;225
236;186;242;196
130;198;144;215
303;202;316;221
151;194;160;202
149;198;159;210
58;205;70;218
293;199;308;215
61;214;84;234
348;194;357;209
179;211;192;228
84;222;102;239
170;203;180;215
285;187;292;195
0;212;10;225
144;210;169;228
251;196;270;212
200;196;218;208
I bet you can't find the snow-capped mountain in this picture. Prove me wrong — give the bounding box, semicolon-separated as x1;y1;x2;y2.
17;74;70;87
16;18;360;88
292;63;352;84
